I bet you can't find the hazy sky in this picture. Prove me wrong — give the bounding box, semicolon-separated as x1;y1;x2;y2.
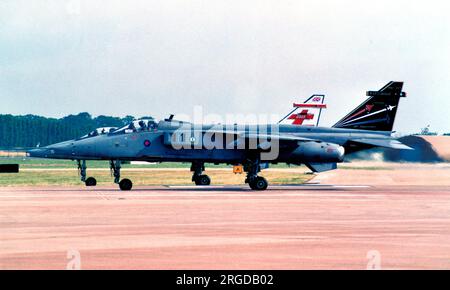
1;0;449;134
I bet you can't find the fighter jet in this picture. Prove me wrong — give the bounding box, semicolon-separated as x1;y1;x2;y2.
28;81;411;191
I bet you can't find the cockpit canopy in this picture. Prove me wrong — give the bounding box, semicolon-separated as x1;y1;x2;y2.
78;119;158;139
80;127;118;139
111;119;158;135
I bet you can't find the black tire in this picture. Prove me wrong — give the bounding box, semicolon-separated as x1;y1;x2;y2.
119;178;133;191
194;175;211;186
249;176;268;191
85;177;97;187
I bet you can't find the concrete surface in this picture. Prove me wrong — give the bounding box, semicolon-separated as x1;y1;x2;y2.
1;165;450;269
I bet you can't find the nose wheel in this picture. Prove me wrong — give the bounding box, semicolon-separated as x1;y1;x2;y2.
78;160;97;187
77;159;133;190
85;177;97;187
119;178;133;191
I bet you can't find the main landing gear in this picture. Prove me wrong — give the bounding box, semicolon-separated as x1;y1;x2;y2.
191;162;211;186
244;158;268;191
77;160;132;190
189;159;268;190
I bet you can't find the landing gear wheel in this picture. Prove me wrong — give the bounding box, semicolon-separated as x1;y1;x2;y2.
194;175;211;186
119;178;133;191
249;176;268;191
85;177;97;187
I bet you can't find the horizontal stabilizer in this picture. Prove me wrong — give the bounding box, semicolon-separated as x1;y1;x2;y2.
304;162;337;173
350;138;414;150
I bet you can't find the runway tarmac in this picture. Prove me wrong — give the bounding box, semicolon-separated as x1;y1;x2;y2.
1;165;450;269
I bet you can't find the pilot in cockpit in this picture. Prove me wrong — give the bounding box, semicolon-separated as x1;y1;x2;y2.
138;120;147;131
88;130;99;137
147;120;156;130
128;122;137;132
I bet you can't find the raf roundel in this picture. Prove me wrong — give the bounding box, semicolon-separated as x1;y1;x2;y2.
144;140;151;147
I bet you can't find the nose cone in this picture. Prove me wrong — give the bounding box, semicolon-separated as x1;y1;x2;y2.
27;141;74;159
27;148;50;158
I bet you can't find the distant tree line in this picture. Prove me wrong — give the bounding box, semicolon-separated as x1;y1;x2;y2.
0;113;140;148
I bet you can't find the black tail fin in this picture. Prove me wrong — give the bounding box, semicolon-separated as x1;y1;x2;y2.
333;81;406;132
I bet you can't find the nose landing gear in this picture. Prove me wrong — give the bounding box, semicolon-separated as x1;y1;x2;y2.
78;160;97;187
110;160;133;191
77;159;132;190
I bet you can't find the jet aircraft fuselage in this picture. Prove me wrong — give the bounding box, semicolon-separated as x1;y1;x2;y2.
28;81;411;191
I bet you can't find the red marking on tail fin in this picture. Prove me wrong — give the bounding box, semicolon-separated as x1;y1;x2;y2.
343;107;367;122
288;110;315;125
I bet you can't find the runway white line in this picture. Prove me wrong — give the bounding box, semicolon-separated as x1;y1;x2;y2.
0;193;385;198
167;185;372;189
166;186;240;189
332;185;371;188
167;185;329;189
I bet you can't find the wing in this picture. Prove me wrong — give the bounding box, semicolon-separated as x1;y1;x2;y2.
244;133;316;142
205;130;317;149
